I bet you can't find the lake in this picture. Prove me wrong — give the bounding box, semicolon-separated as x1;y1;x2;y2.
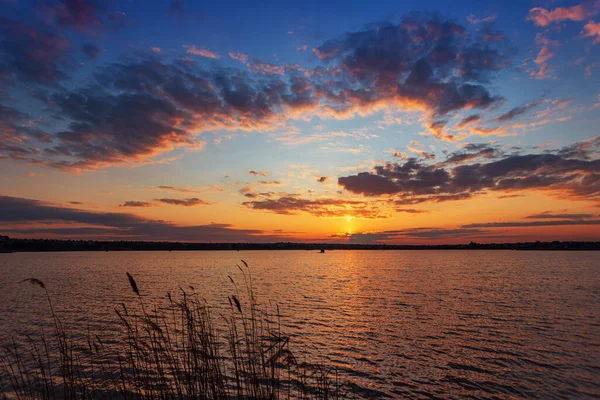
1;250;599;398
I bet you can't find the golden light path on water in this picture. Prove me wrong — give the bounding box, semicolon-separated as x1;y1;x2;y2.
1;250;599;398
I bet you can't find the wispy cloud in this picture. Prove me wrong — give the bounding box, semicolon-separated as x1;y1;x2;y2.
184;45;219;58
527;0;600;27
155;198;210;206
249;170;269;176
0;195;284;241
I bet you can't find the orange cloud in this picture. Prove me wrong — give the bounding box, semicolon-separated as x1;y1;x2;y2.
531;34;558;79
582;21;600;43
184;45;219;58
527;1;600;27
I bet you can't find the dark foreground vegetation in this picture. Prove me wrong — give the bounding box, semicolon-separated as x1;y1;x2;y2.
0;262;339;399
2;236;599;252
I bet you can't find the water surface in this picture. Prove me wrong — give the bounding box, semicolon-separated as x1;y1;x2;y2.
1;250;599;398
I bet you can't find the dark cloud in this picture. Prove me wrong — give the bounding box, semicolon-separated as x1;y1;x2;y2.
243;196;388;219
81;43;101;59
335;227;487;243
525;211;596;219
0;195;281;241
317;176;328;183
0;14;516;171
69;201;83;205
42;0;103;30
0;18;70;84
441;144;497;165
463;219;600;228
121;201;154;207
338;137;600;204
315;15;507;130
456;114;482;129
249;170;269;176
155;198;210;206
41;0;126;31
169;0;185;17
493;99;543;123
0;105;51;159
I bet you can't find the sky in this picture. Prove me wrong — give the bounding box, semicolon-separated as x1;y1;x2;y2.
0;0;599;244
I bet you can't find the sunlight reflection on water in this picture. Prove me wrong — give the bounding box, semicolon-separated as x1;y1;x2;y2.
1;250;599;398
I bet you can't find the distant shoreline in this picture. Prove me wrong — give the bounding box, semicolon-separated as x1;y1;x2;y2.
1;236;599;252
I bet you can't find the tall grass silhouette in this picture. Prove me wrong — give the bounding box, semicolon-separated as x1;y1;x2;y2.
0;262;339;399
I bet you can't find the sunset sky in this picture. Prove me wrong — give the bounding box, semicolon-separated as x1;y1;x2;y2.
1;0;599;243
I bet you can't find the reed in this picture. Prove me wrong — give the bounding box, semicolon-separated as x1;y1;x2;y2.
0;262;340;399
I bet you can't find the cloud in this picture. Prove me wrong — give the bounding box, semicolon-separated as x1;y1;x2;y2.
338;137;600;204
0;195;284;241
0;14;516;171
582;21;600;43
531;34;558;80
155;198;210;206
314;16;507;132
81;43;101;59
242;196;388;219
257;180;282;185
466;14;496;24
121;201;154;207
407;145;436;160
0;105;52;159
157;185;200;193
169;0;185;17
456;114;482;129
336;227;487;243
0;18;71;84
463;219;600;228
317;176;328;183
525;211;596;219
42;0;104;30
527;0;600;27
229;51;285;75
493;99;543;123
184;45;220;59
229;51;248;64
396;208;429;213
441;144;497;165
249;170;269;176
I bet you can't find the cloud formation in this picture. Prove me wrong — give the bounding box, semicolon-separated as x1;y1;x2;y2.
184;45;220;59
42;0;104;30
243;196;388;219
338;137;600;204
155;198;210;206
121;201;154;207
81;43;102;59
527;0;600;27
335;227;488;243
314;16;507;138
0;195;280;241
0;18;71;84
583;21;600;43
157;186;200;193
0;13;518;172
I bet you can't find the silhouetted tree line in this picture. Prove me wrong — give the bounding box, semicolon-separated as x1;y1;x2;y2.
1;236;599;252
